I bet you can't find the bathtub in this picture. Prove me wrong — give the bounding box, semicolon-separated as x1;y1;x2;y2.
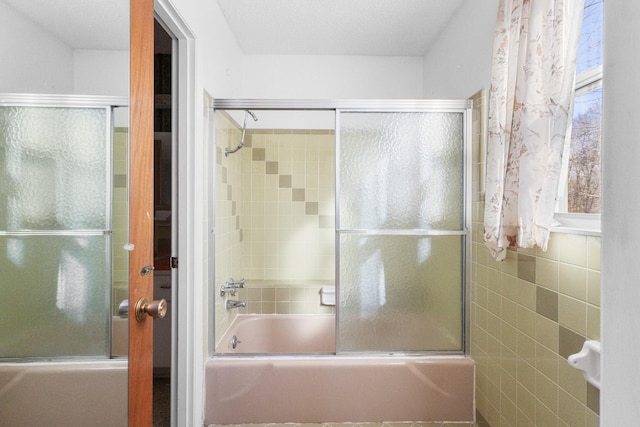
0;360;127;426
216;313;335;353
205;314;474;424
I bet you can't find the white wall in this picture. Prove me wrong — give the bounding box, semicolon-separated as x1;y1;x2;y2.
601;2;640;425
160;2;426;102
241;55;424;99
169;0;244;99
0;1;128;97
73;49;129;97
74;49;128;130
0;1;73;94
422;0;498;99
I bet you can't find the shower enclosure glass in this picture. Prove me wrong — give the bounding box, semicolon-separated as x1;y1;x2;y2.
337;111;465;352
0;97;125;359
211;100;470;355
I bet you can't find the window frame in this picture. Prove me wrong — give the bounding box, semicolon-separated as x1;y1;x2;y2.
553;64;603;236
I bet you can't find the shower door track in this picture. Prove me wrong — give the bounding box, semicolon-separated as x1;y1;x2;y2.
0;94;128;108
212;98;470;112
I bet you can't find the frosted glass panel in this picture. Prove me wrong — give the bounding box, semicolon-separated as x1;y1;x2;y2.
0;235;109;358
339;112;463;230
0;106;108;231
338;235;463;352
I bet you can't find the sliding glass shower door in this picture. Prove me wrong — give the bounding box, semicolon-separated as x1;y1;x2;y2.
337;109;468;353
0;102;113;358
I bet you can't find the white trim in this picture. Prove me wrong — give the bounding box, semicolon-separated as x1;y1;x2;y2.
575;77;602;97
575;64;603;90
551;213;601;236
601;0;640;422
555;65;603;219
154;1;200;426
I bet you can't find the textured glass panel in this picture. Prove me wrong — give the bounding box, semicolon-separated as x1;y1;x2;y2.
0;106;108;231
339;112;463;230
0;235;109;358
338;234;463;352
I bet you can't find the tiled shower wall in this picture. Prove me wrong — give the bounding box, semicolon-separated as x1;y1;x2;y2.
470;90;601;427
214;113;336;343
214;112;244;340
239;128;335;282
236;128;336;315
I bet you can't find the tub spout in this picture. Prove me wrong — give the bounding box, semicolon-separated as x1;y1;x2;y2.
226;300;246;309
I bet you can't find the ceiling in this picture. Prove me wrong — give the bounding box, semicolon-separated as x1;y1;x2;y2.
3;0;129;50
216;0;467;56
5;0;466;56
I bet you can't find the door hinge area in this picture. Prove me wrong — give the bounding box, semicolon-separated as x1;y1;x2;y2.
170;256;179;269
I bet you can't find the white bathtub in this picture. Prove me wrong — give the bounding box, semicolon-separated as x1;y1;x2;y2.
205;314;474;424
0;360;127;426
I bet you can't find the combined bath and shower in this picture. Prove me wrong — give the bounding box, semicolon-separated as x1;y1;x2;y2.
225;110;258;156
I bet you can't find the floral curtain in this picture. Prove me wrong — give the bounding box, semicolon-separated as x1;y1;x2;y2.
483;0;585;260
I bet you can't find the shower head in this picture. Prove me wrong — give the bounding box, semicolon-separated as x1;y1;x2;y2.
225;110;258;156
246;110;258;121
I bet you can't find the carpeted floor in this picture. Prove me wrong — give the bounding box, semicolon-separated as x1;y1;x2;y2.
153;377;171;426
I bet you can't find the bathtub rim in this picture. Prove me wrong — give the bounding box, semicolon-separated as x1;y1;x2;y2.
212;350;467;359
214;313;466;357
210;353;471;361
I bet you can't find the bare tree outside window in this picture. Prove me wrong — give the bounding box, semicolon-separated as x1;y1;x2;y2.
564;0;603;215
568;93;601;213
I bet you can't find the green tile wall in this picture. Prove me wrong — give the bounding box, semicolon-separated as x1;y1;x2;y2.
239;128;335;282
469;90;601;427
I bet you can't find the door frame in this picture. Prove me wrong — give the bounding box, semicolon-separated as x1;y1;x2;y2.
153;1;200;424
130;0;200;424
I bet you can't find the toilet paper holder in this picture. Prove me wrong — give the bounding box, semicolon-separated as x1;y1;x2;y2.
567;340;601;389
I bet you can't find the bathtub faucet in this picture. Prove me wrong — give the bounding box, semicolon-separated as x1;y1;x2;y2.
226;300;246;310
220;278;245;296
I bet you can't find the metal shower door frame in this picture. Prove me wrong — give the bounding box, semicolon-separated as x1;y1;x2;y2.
0;93;128;359
210;98;472;355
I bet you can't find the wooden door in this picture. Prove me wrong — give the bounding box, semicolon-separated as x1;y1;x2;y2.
129;0;156;424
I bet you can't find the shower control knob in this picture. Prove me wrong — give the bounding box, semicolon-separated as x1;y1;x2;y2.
134;297;167;322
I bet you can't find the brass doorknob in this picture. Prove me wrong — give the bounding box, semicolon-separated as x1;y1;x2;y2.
134;297;167;322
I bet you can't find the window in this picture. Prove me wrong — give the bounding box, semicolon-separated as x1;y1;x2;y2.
557;0;603;221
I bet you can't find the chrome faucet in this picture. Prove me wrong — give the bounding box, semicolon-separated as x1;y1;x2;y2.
226;300;246;309
220;278;245;296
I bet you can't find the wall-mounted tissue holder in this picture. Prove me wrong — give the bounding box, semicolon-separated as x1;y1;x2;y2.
567;340;601;389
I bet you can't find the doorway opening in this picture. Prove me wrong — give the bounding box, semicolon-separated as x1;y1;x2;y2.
153;17;175;426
